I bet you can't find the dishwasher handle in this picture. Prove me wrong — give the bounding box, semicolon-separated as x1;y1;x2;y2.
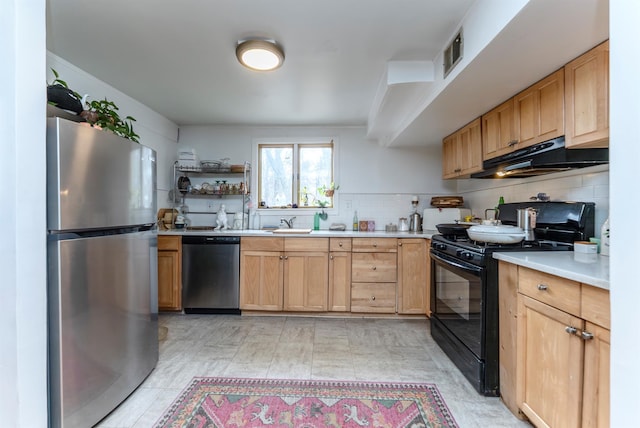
182;235;240;245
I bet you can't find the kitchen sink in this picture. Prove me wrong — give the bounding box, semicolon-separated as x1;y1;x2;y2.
272;228;313;234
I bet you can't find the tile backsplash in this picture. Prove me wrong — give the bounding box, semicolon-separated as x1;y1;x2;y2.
171;164;609;240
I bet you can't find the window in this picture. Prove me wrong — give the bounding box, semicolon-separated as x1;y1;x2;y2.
258;140;334;209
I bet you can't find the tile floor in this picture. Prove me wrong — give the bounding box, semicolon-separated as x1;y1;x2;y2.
96;314;531;427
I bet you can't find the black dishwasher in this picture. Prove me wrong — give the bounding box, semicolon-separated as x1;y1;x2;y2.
181;235;240;314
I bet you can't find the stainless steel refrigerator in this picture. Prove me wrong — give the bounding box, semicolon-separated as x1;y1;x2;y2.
46;117;158;428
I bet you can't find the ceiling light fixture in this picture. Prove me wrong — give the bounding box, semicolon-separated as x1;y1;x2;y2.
236;39;285;71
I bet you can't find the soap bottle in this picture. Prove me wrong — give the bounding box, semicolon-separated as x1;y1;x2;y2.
353;211;358;231
314;212;320;230
600;217;610;256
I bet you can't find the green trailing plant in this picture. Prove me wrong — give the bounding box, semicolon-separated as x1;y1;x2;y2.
82;98;140;143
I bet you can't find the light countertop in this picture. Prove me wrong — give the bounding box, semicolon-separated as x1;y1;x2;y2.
493;252;610;290
159;228;438;239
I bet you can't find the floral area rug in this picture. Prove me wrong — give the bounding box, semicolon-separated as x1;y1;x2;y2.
154;377;458;427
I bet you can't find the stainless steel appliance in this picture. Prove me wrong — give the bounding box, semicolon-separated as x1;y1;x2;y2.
182;235;241;314
430;201;594;395
47;118;158;428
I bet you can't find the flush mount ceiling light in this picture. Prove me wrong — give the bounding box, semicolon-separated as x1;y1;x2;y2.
236;39;285;71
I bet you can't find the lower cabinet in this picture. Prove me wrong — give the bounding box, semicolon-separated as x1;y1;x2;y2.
283;238;329;311
158;235;182;311
328;238;352;312
240;237;284;311
351;238;397;313
397;238;429;314
513;265;610;428
239;235;430;317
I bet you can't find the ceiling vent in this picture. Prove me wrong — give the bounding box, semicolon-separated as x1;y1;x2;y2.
443;29;463;78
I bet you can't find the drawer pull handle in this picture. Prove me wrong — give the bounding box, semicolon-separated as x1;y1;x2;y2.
565;326;578;335
537;284;548;291
581;331;594;341
508;140;519;147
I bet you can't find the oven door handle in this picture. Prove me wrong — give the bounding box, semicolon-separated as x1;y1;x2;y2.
431;251;483;275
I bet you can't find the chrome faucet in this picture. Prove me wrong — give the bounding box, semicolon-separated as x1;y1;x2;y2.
280;216;296;228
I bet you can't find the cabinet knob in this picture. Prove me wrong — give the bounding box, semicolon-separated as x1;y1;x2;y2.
508;140;519;147
284;255;288;260
330;255;334;260
371;296;376;301
339;242;343;247
565;326;578;335
581;331;594;341
279;255;284;260
373;243;377;247
537;284;548;291
372;266;377;270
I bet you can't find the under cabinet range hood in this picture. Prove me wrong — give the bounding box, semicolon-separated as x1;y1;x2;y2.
471;136;608;178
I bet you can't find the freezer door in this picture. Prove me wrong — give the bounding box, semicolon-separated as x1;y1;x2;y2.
47;118;157;231
48;230;158;428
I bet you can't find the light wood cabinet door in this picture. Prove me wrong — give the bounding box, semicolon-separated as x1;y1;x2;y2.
329;251;351;312
158;235;181;311
517;294;584;428
158;249;181;310
442;133;459;179
283;251;328;311
514;69;565;149
482;98;517;160
582;322;610;428
397;238;428;314
565;40;609;148
497;261;522;418
352;253;397;282
441;118;483;179
351;283;396;313
240;250;283;311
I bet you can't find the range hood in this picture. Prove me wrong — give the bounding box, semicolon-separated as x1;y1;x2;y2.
471;136;608;178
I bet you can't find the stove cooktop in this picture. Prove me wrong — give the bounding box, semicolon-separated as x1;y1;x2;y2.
432;234;573;255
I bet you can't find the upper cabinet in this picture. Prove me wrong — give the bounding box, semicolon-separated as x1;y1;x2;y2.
564;40;609;148
482;98;516;160
482;69;565;163
445;40;609;179
514;69;565;149
442;118;482;179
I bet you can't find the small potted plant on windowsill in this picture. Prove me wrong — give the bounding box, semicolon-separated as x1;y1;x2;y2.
318;182;340;197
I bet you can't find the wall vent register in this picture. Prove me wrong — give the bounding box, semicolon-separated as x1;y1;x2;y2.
444;29;463;78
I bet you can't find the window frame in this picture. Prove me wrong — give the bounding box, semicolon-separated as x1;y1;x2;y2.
253;137;338;213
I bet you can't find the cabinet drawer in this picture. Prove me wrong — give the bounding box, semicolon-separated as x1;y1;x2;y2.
330;237;352;252
158;235;181;251
284;237;328;252
351;282;396;313
241;236;284;251
352;253;397;282
352;237;397;252
581;285;610;329
518;267;580;316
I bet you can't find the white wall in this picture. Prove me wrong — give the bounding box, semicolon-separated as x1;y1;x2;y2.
46;53;180;204
1;0;48;426
610;2;639;425
176;125;456;229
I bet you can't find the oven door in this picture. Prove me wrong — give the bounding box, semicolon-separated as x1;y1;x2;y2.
430;250;485;358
